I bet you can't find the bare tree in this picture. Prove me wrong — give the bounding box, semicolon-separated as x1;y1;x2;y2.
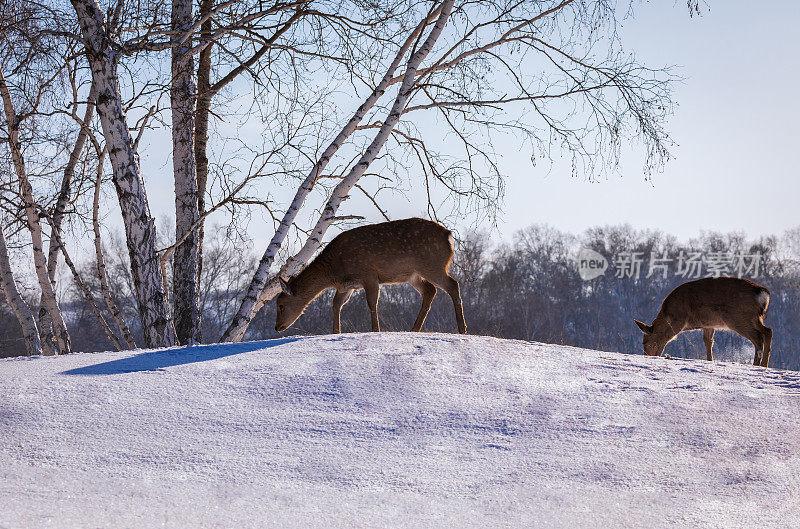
0;70;72;354
0;222;42;356
172;0;305;343
182;0;399;342
36;74;97;355
0;2;106;355
221;2;451;340
69;0;176;348
169;0;202;345
65;0;399;345
222;0;680;341
0;0;693;352
92;147;137;349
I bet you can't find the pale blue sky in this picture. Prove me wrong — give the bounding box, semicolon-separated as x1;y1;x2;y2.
495;0;800;240
133;0;800;252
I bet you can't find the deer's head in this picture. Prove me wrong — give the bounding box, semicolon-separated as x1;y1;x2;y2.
634;319;671;356
275;277;306;332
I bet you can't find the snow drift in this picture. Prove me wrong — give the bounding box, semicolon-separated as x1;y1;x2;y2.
1;333;799;528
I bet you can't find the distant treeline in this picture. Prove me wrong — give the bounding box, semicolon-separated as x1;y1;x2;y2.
2;224;799;370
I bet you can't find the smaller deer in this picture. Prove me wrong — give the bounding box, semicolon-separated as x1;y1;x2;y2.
275;218;466;334
634;277;772;367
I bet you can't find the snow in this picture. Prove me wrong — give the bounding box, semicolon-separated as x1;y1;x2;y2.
1;333;799;528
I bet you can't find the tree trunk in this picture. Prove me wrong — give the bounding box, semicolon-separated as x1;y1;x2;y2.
221;1;454;342
194;0;214;326
194;2;304;344
0;70;72;355
38;86;96;354
93;150;137;349
0;225;43;356
171;0;202;344
70;0;176;348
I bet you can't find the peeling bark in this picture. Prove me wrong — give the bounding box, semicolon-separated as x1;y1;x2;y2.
171;0;201;344
0;225;43;356
0;70;72;354
70;0;176;348
221;1;454;342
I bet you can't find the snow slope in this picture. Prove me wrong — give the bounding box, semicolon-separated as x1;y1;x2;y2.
1;333;799;528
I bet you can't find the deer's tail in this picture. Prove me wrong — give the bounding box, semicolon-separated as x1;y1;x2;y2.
756;288;770;316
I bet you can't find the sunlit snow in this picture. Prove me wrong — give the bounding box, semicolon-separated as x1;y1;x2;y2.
2;333;799;528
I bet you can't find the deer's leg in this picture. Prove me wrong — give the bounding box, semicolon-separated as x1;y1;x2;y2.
759;324;773;368
702;328;715;362
752;346;762;366
741;326;765;366
427;271;466;334
409;276;436;332
332;289;353;334
363;281;381;332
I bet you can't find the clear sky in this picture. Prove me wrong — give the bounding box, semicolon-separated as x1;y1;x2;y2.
496;0;800;240
133;0;800;251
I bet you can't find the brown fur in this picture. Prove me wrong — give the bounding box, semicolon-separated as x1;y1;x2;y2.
275;218;467;334
634;277;772;367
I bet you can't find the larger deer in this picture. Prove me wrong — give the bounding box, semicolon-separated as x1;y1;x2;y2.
634;277;772;367
275;218;467;334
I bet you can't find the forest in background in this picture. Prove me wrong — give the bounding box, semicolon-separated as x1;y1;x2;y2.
3;223;798;371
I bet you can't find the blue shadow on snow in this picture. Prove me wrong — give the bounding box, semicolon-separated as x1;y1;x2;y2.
61;337;302;376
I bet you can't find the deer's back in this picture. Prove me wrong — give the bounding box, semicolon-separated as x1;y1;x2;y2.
661;277;769;330
320;218;454;284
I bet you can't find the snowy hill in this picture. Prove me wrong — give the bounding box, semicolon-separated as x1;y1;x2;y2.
1;333;799;528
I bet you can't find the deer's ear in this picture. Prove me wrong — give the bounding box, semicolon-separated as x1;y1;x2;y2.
634;319;653;335
279;277;293;296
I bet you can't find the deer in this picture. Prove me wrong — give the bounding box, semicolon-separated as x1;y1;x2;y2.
275;218;467;335
634;277;772;367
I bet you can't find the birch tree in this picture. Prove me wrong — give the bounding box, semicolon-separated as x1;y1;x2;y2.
0;70;72;354
69;0;176;348
65;1;381;345
222;0;685;341
184;0;393;342
173;0;305;343
222;0;455;341
35;80;96;354
0;223;43;356
170;0;202;344
92;148;137;349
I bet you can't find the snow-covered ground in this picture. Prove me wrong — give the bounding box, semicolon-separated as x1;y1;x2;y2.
1;333;799;528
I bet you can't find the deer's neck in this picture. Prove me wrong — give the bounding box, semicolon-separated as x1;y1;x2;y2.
293;258;334;306
654;311;681;339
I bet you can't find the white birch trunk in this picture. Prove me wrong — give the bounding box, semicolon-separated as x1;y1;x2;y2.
93;151;137;349
0;225;43;356
70;0;176;348
221;1;455;342
0;71;72;355
38;86;96;354
171;0;202;345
